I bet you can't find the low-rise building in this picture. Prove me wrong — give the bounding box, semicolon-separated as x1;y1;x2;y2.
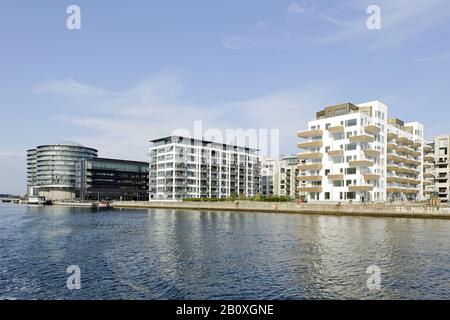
75;158;149;201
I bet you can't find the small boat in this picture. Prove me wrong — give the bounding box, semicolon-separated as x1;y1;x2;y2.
2;199;12;203
94;201;111;208
28;196;45;205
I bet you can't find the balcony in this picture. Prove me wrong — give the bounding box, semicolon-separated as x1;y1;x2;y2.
348;160;374;167
364;149;380;158
396;146;411;155
403;158;420;166
387;142;397;150
297;175;322;181
364;174;380;180
328;125;344;133
387;132;398;141
349;185;373;192
364;125;381;134
411;151;421;158
327;150;344;157
423;145;433;153
297;163;323;171
424;155;434;162
327;174;344;180
297;152;323;160
387;154;403;163
424;173;435;178
349;135;374;143
387;177;420;185
297;186;322;193
396;137;414;146
297;129;323;138
387;187;419;194
297;141;323;149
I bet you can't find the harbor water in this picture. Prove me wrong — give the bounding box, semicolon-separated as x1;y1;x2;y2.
0;203;449;299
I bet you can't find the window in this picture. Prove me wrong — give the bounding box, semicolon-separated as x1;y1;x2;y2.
346;143;357;151
325;192;330;200
325;169;330;176
345;119;357;127
346;168;356;174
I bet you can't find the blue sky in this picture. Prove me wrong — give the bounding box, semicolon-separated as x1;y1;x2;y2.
1;0;450;194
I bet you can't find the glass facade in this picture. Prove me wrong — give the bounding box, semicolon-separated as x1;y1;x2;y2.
26;143;98;194
76;158;149;201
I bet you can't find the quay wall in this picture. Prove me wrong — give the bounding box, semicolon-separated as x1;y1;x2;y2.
111;200;450;220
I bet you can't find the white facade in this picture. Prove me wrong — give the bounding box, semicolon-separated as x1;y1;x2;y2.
427;135;450;202
149;136;260;201
260;156;301;198
297;101;426;202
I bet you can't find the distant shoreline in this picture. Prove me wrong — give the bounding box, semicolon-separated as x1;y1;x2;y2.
111;200;450;220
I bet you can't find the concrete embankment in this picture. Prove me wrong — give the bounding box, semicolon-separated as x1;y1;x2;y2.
111;200;450;220
53;202;97;208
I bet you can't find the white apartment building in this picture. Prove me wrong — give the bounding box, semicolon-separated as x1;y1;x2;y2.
297;101;426;203
428;135;450;202
260;156;302;198
148;136;260;201
423;141;436;198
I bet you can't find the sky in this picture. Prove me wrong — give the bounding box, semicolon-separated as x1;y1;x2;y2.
1;0;450;194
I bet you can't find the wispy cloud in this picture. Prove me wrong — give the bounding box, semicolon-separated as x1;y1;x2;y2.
412;52;450;63
35;76;329;160
286;3;310;16
219;0;450;50
34;78;108;97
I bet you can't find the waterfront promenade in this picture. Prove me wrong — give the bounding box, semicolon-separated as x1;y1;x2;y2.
111;200;450;220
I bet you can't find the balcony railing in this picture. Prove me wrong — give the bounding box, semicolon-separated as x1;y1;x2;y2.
348;185;373;192
327;150;344;157
297;152;323;160
297;186;322;193
297;163;323;171
297;141;323;149
349;135;374;143
327;174;344;180
297;129;323;138
364;125;381;134
348;160;374;167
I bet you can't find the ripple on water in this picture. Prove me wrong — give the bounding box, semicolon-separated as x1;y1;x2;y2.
0;204;449;299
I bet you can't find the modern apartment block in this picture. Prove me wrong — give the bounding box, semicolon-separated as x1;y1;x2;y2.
297;101;426;202
75;158;149;201
423;141;437;198
148;136;260;201
260;156;302;198
429;135;450;202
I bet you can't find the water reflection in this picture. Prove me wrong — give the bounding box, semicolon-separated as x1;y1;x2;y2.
0;203;449;299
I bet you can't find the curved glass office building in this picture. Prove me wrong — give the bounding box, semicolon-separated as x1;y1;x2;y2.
27;142;98;200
